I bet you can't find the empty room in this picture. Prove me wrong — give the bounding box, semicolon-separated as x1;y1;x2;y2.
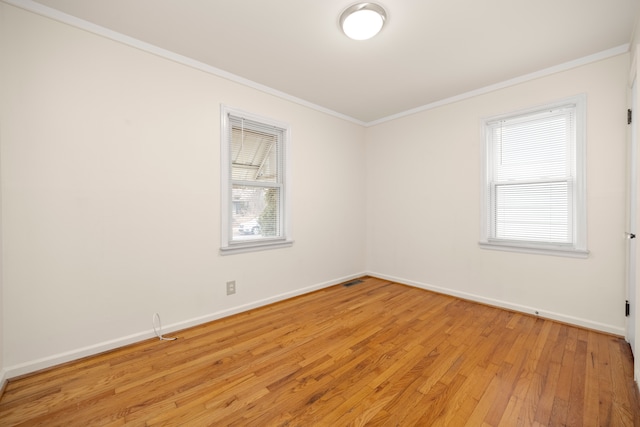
2;0;640;425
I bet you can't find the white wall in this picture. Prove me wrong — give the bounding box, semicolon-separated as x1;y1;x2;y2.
0;0;6;389
0;1;635;380
0;4;366;375
366;54;630;334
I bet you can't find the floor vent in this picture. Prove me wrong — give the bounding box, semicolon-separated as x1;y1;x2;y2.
343;279;364;287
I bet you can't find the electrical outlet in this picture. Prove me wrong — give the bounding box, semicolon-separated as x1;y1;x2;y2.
226;280;236;295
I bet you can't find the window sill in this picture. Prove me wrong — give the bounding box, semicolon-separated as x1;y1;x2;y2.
479;241;589;258
220;239;294;256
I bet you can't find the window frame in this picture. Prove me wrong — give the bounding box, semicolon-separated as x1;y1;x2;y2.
220;105;293;255
479;94;588;258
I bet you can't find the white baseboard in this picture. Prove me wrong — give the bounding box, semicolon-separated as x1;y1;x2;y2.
7;270;619;381
368;271;625;336
0;369;7;395
3;272;365;380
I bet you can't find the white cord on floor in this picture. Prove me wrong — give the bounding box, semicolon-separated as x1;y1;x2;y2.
152;312;177;341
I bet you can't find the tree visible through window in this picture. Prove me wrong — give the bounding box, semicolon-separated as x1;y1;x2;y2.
221;106;292;254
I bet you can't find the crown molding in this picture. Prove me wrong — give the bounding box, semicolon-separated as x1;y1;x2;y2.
2;0;368;126
367;44;631;127
2;0;631;128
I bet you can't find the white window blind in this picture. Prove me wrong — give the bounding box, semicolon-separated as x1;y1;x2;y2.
220;106;292;254
229;116;283;239
481;95;587;257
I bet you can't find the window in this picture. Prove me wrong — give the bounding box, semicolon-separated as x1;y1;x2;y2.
220;105;292;254
480;95;588;257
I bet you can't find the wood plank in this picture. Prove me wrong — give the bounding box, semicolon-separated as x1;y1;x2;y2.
0;276;638;426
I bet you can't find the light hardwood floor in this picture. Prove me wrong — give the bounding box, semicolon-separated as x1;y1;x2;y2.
1;276;639;426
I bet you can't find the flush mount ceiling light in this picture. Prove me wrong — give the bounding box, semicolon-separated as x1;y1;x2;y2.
339;3;387;40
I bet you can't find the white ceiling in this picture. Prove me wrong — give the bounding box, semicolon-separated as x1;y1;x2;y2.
23;0;640;124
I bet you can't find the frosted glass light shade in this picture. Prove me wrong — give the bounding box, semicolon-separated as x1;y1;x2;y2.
340;3;387;40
